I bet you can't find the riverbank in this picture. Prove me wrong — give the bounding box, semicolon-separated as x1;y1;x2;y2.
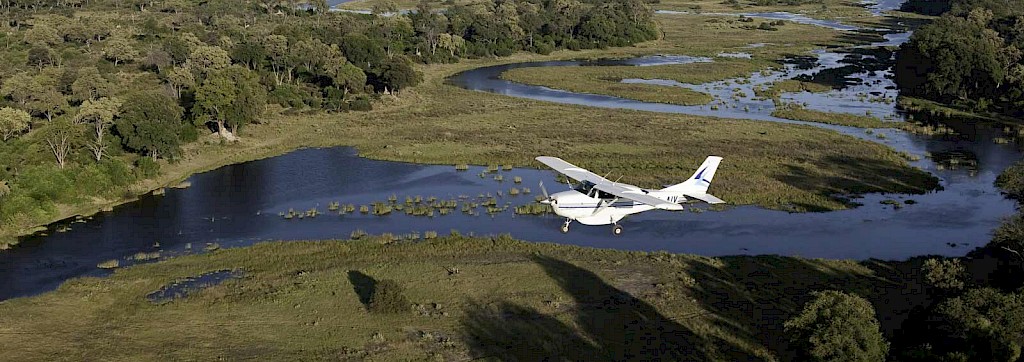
0;235;934;360
0;12;940;247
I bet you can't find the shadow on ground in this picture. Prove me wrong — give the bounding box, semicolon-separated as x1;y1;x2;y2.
461;253;932;361
347;270;377;308
462;255;729;361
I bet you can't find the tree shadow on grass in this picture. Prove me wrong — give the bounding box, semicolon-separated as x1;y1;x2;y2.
683;255;922;361
347;270;377;307
462;301;601;361
462;255;728;361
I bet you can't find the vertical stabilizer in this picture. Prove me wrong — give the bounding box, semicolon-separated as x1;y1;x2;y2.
661;156;722;194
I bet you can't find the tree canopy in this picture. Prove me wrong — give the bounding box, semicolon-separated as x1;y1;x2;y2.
784;290;889;362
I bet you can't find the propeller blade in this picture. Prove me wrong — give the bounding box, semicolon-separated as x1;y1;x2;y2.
539;181;551;204
591;197;618;216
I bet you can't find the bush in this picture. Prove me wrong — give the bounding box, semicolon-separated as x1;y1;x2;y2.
993;213;1024;253
784;290;889;362
134;157;161;178
269;83;307;108
931;288;1024;362
348;95;372;112
533;41;555;55
179;124;199;143
996;160;1024;202
368;279;410;314
923;258;967;291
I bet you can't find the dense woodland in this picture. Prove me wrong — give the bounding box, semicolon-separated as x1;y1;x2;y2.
0;0;658;227
895;0;1024;117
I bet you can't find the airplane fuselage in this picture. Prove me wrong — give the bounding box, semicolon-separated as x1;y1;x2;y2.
549;189;684;225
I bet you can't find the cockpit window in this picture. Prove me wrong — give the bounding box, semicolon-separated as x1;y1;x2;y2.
574;180;615;199
574;180;595;194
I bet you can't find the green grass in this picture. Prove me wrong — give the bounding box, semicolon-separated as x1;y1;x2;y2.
756;80;834;100
896;96;991;120
772;104;897;129
0;235;936;361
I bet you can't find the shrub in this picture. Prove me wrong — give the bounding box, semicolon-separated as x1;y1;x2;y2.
368;279;411;314
996;160;1024;202
784;290;889;362
134;157;161;178
923;258;967;291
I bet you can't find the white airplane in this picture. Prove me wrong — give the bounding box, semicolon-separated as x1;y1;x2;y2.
536;156;724;235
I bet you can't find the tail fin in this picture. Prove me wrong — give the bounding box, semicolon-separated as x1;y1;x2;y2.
661;156;722;194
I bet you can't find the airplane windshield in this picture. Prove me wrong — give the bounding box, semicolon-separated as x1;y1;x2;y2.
574;180;615;199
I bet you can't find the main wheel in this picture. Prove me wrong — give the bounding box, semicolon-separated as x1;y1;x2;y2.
560;223;570;234
612;225;623;236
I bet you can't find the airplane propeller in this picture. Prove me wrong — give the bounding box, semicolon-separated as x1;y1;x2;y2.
539;181;553;205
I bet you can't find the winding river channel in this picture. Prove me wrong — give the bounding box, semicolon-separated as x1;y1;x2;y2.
1;1;1021;300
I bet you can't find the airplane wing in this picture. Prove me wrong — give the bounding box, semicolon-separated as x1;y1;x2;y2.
684;193;726;205
535;156;684;211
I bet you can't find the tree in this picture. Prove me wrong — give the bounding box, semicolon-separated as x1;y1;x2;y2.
263;34;289;84
186;44;231;77
996;159;1024;201
0;107;31;141
115;92;184;159
375;55;421;93
76;97;121;161
71;67;112;102
103;34;139;66
193;66;265;138
412;1;447;55
932;288;1024;362
371;0;397;16
23;23;61;47
993;213;1024;257
44;118;76;169
230;41;265;71
326;59;366;94
3;73;67;122
923;258;967;291
340;34;386;71
27;46;57;69
165;66;195;99
784;290;889;362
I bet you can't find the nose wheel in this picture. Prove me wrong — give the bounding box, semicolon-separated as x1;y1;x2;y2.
612;224;623;236
560;219;571;234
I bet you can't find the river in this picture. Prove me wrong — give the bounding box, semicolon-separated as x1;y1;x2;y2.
0;1;1019;300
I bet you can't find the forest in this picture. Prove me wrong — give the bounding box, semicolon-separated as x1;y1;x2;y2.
0;0;658;229
895;0;1024;118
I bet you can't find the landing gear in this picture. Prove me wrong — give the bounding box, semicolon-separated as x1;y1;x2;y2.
561;219;571;234
612;224;623;236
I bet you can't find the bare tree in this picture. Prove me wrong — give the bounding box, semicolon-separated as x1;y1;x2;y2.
45;121;74;169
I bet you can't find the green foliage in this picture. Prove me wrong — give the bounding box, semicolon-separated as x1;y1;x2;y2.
784;290;889;362
931;288;1024;362
373;55;421;92
368;279;411;314
0;107;31;141
992;213;1024;256
134;157;161;178
896;5;1024;116
193;65;266;134
115;92;185;159
902;0;1024;17
923;258;967;291
996;160;1024;202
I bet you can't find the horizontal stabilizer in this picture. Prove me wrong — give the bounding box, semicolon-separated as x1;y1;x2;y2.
685;193;725;205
